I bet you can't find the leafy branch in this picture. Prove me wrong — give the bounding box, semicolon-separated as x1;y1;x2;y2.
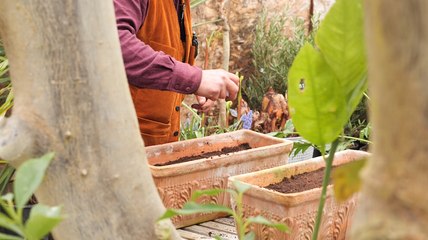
0;153;63;240
287;0;367;238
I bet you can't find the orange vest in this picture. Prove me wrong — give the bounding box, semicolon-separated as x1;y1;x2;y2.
130;0;195;146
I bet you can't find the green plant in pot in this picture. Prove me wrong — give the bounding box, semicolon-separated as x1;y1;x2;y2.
158;180;289;240
0;152;63;240
287;0;367;238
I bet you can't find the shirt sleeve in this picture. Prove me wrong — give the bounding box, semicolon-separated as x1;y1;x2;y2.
113;0;202;94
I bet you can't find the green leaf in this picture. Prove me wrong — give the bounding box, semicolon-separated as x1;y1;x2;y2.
183;202;234;215
244;232;256;240
14;152;54;208
290;141;312;157
190;188;231;202
25;205;63;240
157;209;180;221
0;194;19;223
0;232;22;240
270;131;286;138
316;0;367;116
0;213;23;236
246;216;289;233
190;0;207;9
270;120;296;138
332;158;367;202
288;0;367;147
0;77;10;84
283;119;295;135
288;43;347;146
0;164;15;195
158;202;234;221
232;180;251;194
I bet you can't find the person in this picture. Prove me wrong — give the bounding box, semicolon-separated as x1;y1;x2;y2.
114;0;240;146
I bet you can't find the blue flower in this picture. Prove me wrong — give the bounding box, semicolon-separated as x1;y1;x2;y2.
241;110;253;129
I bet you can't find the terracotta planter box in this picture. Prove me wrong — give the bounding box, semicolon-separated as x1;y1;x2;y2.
228;150;370;239
146;129;293;228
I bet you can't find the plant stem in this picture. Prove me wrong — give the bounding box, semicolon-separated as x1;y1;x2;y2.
363;92;370;101
235;191;245;239
193;18;223;28
311;139;339;240
340;135;372;144
181;102;202;122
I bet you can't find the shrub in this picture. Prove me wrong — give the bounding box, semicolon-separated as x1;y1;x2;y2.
243;10;317;110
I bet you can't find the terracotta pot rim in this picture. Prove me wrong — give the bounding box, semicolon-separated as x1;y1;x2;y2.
150;141;293;176
148;130;293;176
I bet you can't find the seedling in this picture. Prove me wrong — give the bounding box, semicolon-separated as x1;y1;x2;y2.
158;180;289;240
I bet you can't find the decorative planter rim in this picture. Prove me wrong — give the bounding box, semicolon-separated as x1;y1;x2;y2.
147;129;293;177
228;150;370;206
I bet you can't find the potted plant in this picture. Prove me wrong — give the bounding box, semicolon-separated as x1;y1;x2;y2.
228;150;369;239
145;129;293;228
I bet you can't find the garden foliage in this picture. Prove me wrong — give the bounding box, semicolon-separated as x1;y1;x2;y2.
0;40;12;117
159;180;288;240
244;10;317;110
287;0;367;238
0;153;63;240
288;0;367;150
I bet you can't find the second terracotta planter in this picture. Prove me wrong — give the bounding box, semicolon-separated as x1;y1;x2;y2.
146;129;293;228
228;150;370;239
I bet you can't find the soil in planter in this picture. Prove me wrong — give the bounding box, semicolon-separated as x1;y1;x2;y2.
154;143;252;166
265;167;337;194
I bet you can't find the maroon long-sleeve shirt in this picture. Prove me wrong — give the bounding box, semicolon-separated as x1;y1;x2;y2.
114;0;202;94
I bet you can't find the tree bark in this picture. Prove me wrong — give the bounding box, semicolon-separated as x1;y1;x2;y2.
0;1;180;239
308;0;314;34
351;0;428;239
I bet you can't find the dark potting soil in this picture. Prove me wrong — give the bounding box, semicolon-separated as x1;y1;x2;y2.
154;143;252;166
265;167;337;194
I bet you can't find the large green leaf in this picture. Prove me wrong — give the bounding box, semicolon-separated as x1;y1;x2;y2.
14;152;54;209
288;0;367;146
232;180;251;194
158;202;234;221
288;43;347;146
25;205;63;240
316;0;367;116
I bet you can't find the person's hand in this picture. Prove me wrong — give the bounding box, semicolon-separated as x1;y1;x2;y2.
195;69;239;101
191;96;215;113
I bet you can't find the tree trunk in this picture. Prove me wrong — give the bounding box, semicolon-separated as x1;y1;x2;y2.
0;1;180;239
218;0;231;129
308;0;314;34
351;0;428;238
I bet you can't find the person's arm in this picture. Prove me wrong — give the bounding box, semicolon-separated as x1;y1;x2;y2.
114;0;239;101
114;0;201;94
